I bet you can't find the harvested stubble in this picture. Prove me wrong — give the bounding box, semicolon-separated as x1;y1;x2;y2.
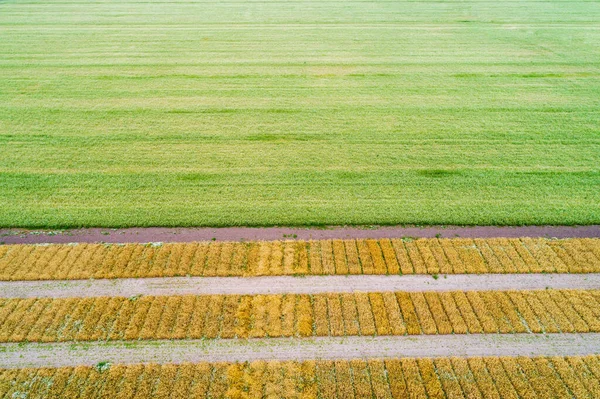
1;289;599;343
2;355;600;399
1;238;599;281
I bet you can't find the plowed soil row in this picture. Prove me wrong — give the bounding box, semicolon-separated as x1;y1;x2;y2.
1;238;599;281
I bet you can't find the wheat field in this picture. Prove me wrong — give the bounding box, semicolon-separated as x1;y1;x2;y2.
2;356;600;399
1;238;599;280
1;237;599;396
0;289;598;342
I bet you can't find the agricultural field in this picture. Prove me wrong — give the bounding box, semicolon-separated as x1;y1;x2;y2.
1;289;600;342
1;0;600;395
1;238;599;280
3;356;600;399
1;0;600;227
1;237;600;397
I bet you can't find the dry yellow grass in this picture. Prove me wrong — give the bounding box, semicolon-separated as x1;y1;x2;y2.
466;291;499;333
1;238;599;280
208;363;230;398
418;358;446;399
382;292;406;336
478;291;512;333
424;292;453;335
453;239;488;274
533;357;573;397
280;294;296;338
384;359;408;398
550;356;591;399
369;292;392;336
349;359;372;398
312;295;329;337
308;241;322;275
400;358;429;398
483;357;519;399
369;359;393;399
433;358;465;399
396;292;422;335
380;239;400;275
340;293;360;336
355;292;376;336
438;292;468;334
333;360;353;399
1;289;600;343
410;292;438;334
451;291;484;334
320;241;335;276
450;357;484;399
499;357;537;399
326;294;344;337
404;240;428;274
116;364;144;399
505;291;542;333
296;295;314;337
468;357;501;399
568;356;600;397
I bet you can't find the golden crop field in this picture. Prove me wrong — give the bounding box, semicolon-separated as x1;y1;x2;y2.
0;237;599;281
1;289;599;343
2;355;600;399
2;0;600;393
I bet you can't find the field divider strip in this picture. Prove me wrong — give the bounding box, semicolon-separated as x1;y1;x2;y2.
2;226;599;244
1;333;599;369
2;273;600;298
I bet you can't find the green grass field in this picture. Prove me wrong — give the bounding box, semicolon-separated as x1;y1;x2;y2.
0;0;599;227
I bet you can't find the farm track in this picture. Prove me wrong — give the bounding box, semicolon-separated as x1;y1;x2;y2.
2;273;600;298
2;334;600;368
1;237;599;281
3;225;600;244
1;290;600;343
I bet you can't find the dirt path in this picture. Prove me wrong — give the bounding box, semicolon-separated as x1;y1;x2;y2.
2;225;599;244
2;273;599;298
1;333;598;368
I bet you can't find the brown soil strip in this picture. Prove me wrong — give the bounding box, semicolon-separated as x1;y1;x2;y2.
1;333;599;369
2;273;600;298
2;225;599;244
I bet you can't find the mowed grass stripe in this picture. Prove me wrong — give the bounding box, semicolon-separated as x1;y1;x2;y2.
3;356;600;399
1;290;600;343
1;238;599;281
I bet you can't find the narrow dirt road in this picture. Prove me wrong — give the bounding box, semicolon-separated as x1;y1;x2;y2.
1;334;599;368
2;225;599;244
2;273;599;298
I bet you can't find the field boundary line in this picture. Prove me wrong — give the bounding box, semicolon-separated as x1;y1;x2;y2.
1;273;600;298
1;225;600;244
1;333;599;368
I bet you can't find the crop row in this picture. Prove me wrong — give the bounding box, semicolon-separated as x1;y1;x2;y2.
0;238;599;281
2;355;600;399
1;289;599;343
